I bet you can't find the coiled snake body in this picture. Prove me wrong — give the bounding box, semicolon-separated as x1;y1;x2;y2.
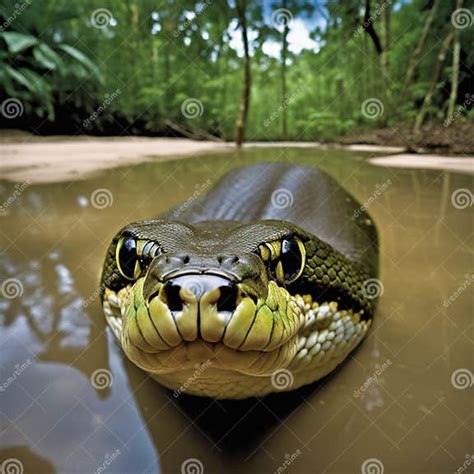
101;164;379;399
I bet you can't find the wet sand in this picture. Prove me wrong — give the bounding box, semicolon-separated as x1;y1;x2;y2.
0;134;472;183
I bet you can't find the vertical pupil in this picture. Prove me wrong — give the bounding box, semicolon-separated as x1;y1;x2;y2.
281;238;301;281
119;237;137;278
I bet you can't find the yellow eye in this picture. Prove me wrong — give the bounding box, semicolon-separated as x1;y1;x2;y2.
277;236;306;284
116;236;141;280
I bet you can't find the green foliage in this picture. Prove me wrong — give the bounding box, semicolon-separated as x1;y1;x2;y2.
0;0;472;138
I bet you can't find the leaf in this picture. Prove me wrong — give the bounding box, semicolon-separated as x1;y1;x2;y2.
58;44;102;81
33;43;62;70
1;31;38;54
4;66;36;91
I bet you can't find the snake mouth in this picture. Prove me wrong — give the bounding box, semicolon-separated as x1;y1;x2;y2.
103;276;307;376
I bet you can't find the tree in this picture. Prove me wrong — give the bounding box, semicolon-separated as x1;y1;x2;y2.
234;0;251;147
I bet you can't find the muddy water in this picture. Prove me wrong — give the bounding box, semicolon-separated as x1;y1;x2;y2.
1;148;472;473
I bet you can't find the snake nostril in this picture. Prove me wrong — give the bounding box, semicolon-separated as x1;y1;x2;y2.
216;285;238;312
161;282;183;312
182;255;190;264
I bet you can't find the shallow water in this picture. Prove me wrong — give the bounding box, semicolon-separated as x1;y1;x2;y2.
1;148;472;473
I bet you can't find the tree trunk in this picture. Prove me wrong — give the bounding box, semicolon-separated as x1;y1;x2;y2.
234;0;251;147
281;0;289;140
414;31;453;133
363;0;383;56
446;0;463;119
402;0;440;96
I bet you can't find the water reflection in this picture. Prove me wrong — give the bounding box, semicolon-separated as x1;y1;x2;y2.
1;148;472;473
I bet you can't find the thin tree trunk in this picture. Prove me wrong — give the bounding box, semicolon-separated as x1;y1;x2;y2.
281;0;289;139
363;0;383;56
234;0;251;147
402;0;440;96
447;0;463;119
414;31;453;133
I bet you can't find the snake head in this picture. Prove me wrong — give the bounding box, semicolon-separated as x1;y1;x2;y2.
101;218;376;396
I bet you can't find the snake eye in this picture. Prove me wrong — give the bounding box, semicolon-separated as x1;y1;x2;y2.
116;236;140;280
278;236;306;284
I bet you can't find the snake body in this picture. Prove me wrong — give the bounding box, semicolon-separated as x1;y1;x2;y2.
101;164;379;399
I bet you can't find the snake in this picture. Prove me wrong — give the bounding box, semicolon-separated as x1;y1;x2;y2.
100;163;379;399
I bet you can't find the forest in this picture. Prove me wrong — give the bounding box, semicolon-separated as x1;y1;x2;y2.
0;0;472;149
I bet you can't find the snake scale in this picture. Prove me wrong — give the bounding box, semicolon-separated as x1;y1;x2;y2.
100;163;379;399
